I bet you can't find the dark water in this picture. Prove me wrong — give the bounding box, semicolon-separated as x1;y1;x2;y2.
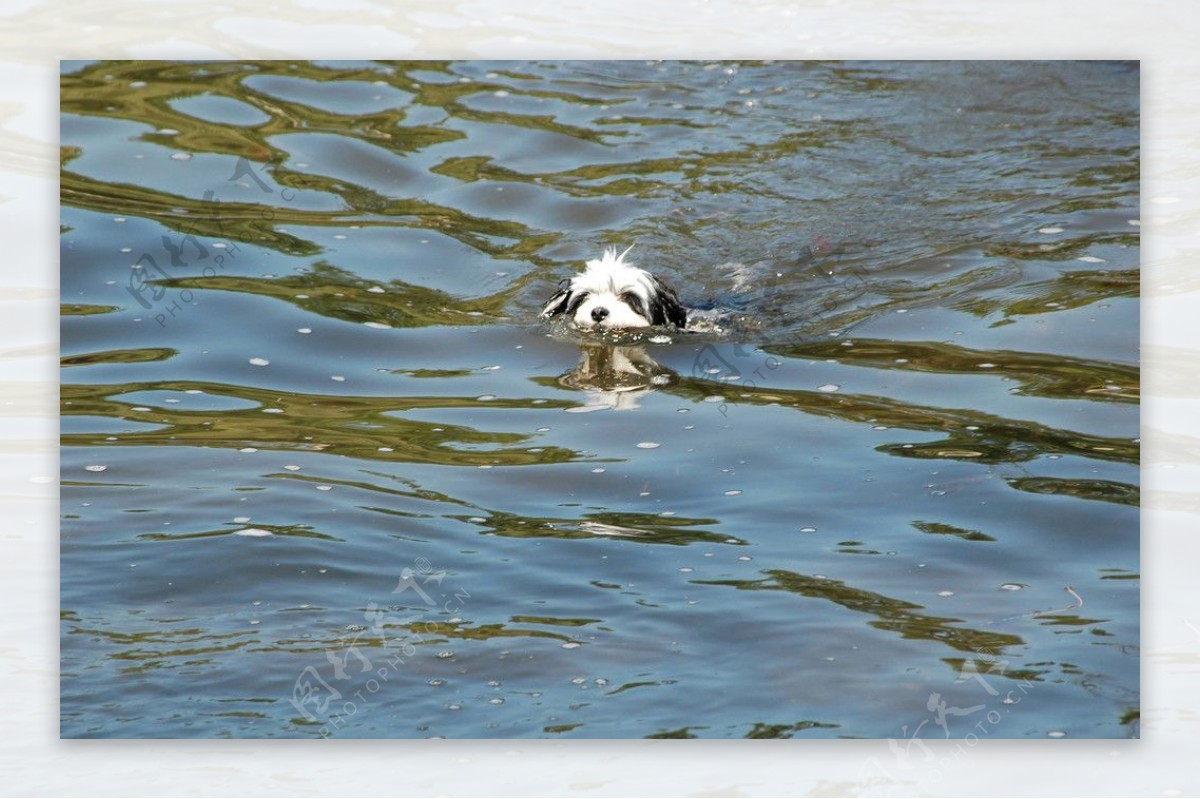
60;60;1139;739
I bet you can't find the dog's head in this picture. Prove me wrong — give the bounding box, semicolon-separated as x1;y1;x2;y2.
540;247;687;330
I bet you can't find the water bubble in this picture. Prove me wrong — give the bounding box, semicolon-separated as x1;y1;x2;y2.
234;528;273;537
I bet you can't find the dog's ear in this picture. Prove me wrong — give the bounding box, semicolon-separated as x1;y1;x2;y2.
540;280;572;319
649;277;688;328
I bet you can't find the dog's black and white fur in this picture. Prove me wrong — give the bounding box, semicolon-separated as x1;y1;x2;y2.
540;247;687;331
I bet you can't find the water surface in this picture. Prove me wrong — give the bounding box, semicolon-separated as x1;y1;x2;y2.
60;60;1139;739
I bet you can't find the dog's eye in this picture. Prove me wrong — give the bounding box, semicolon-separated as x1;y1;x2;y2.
566;290;590;315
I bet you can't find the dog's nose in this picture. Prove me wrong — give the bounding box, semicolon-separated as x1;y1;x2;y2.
591;307;609;323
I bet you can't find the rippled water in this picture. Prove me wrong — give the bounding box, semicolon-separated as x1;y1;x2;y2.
60;60;1139;739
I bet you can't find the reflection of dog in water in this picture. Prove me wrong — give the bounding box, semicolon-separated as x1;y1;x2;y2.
559;343;677;411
